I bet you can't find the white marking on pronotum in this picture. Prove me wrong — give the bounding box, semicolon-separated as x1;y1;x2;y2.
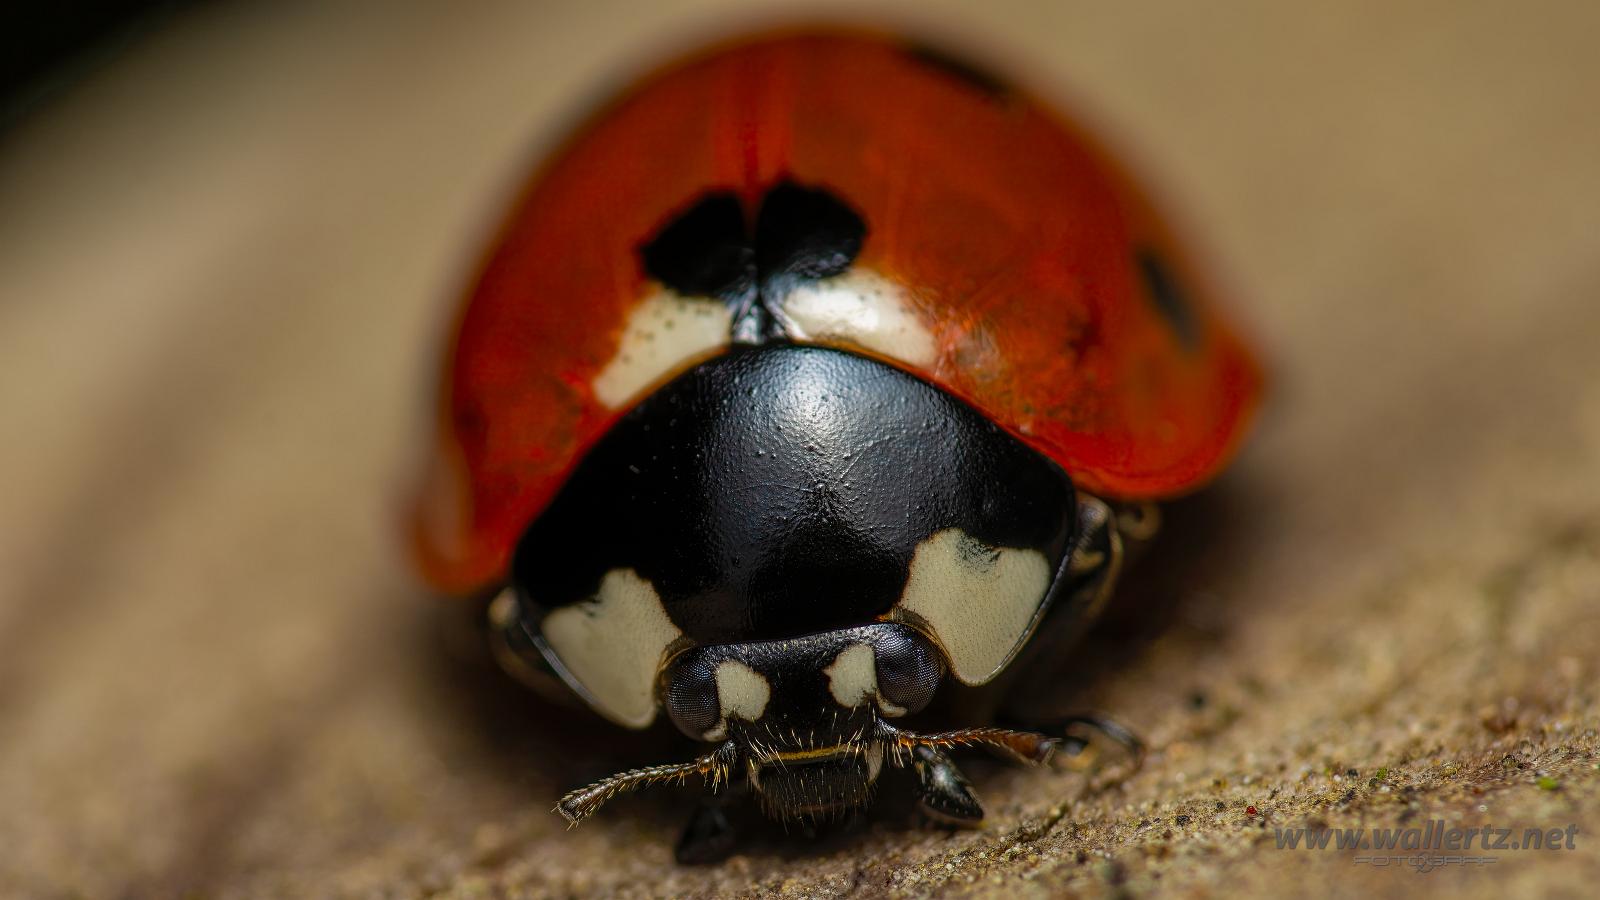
893;528;1052;685
591;290;733;408
823;642;896;712
778;270;936;367
714;659;772;723
540;568;682;728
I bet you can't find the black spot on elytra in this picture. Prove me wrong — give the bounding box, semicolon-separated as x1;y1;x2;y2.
452;401;490;454
754;182;866;300
637;181;867;344
638;192;753;300
903;42;1009;99
1136;249;1202;350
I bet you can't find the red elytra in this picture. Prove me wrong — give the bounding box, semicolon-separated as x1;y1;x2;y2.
411;27;1263;596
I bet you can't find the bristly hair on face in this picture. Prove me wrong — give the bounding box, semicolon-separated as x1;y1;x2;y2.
555;721;1063;824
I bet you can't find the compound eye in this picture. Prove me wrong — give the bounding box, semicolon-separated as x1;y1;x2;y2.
874;627;945;716
664;653;722;739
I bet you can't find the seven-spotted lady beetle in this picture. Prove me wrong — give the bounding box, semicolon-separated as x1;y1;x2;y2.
410;26;1261;862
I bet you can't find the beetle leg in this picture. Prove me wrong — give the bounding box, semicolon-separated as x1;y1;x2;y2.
1114;501;1162;544
1060;496;1161;622
484;588;586;707
878;723;1054;821
1062;495;1126;626
910;744;985;824
997;710;1145;779
675;777;748;864
1045;712;1145;770
990;495;1162;712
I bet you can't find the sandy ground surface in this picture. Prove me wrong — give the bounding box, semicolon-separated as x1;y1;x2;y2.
2;2;1598;897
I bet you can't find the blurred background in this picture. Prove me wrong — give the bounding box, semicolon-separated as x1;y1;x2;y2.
2;2;1598;897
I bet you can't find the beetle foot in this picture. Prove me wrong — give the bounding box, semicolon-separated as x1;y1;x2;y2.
675;799;741;864
1056;735;1099;771
912;744;986;825
1114;501;1162;543
1007;712;1144;775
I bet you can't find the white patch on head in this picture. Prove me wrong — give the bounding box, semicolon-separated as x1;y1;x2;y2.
822;642;883;711
714;659;772;723
778;270;936;367
592;290;733;409
893;529;1052;686
865;741;885;782
540;568;682;728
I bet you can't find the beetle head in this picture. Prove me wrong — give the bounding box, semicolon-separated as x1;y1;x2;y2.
661;624;937;819
555;622;1060;825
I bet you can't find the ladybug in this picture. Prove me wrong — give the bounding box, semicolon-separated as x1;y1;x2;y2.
411;27;1261;861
